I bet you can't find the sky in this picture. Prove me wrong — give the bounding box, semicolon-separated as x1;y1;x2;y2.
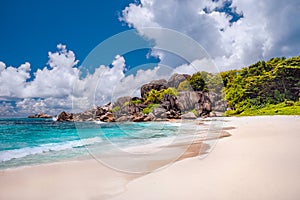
0;0;300;117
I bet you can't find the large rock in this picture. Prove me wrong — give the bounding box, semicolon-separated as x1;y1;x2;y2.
99;112;115;122
161;94;178;111
167;73;191;88
115;96;131;107
140;79;168;98
181;112;197;119
57;111;73;122
177;91;201;111
144;113;155;121
152;106;167;118
116;115;133;122
95;102;113;117
176;91;212;117
209;92;227;112
75;112;94;121
197;92;212;116
132;114;146;122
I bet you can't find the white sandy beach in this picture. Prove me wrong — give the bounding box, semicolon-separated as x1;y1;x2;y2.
0;116;299;200
111;116;300;200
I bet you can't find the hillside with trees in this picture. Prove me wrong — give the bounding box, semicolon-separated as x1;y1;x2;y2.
220;56;300;115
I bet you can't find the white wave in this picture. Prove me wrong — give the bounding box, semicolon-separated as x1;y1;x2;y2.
93;121;107;124
52;116;57;121
0;137;102;162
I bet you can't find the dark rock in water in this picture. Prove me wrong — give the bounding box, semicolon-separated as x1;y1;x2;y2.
95;102;113;118
28;113;52;118
116;115;133;122
95;107;106;117
166;109;181;119
57;111;73;122
132;114;146;122
144;113;155;121
140;79;168;98
181;112;197;119
99;112;115;122
75;112;94;121
167;73;191;88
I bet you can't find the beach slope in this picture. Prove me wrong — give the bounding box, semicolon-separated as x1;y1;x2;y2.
110;116;300;200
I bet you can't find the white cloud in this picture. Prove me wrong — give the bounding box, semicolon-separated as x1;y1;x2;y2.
120;0;300;70
0;45;173;116
0;62;31;98
174;58;216;75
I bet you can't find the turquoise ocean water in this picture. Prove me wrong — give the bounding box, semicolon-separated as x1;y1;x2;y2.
0;118;201;170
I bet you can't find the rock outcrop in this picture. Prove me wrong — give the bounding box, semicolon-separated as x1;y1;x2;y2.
140;79;168;98
167;73;190;88
57;111;73;122
28;113;52;118
99;112;115;122
181;112;197;119
55;73;223;122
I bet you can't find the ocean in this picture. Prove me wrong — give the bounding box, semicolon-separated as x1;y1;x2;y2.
0;118;207;170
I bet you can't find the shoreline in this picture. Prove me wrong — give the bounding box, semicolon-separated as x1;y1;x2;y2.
110;115;300;200
0;116;299;200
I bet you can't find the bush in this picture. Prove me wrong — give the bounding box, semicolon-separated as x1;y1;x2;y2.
131;99;142;104
111;106;120;112
145;88;178;103
142;103;160;114
178;80;192;91
188;72;207;91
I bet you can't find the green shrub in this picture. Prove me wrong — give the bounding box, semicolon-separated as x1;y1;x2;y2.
131;99;142;104
145;88;178;103
111;106;120;112
142;103;160;114
178;80;192;91
188;72;207;91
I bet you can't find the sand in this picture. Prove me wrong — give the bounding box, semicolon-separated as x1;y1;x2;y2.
0;116;299;200
110;116;300;200
0;159;139;200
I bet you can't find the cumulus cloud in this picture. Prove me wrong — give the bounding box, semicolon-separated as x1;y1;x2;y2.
120;0;300;70
0;45;173;116
0;62;31;99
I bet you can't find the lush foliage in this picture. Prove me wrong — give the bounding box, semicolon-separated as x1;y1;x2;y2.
131;99;142;104
221;56;300;115
145;88;178;103
225;101;300;116
178;71;223;93
142;103;160;114
111;105;120;112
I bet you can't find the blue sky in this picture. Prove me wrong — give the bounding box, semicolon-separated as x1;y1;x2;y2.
0;0;299;117
0;0;154;72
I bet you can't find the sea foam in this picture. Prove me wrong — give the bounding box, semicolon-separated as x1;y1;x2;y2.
0;137;102;162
